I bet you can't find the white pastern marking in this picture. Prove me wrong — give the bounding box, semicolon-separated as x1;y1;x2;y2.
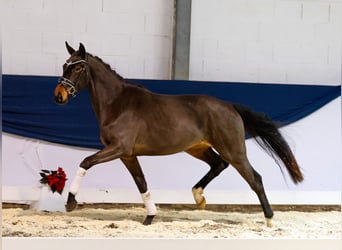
266;218;273;227
192;187;206;209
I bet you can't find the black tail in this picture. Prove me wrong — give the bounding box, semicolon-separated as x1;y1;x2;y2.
233;104;303;184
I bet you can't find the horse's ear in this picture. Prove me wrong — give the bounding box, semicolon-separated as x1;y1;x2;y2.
65;41;75;55
78;43;86;59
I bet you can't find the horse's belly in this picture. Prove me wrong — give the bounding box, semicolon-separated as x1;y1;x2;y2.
132;138;211;156
132;143;185;156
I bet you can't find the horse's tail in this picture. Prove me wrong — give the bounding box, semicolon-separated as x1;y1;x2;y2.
233;104;303;184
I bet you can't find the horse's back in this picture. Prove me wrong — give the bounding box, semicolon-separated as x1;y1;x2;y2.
150;92;245;143
134;89;244;136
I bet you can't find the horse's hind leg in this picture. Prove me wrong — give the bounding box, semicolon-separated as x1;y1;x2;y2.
121;156;157;225
186;147;229;210
231;158;274;227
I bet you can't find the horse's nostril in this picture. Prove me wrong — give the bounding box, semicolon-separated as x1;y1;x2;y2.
55;92;64;104
58;93;62;102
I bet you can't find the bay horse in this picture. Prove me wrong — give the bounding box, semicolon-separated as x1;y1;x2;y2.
54;42;303;227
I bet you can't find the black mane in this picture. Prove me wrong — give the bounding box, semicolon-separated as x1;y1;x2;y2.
88;52;125;81
87;52;144;89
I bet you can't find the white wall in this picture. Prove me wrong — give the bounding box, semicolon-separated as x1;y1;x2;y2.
190;0;342;84
3;0;341;83
2;0;174;79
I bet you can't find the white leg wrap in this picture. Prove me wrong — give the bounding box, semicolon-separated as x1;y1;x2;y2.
69;167;86;195
141;191;157;216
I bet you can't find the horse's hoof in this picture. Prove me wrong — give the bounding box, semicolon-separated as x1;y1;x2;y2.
143;215;155;225
266;218;273;227
197;196;206;210
66;193;77;212
192;187;206;210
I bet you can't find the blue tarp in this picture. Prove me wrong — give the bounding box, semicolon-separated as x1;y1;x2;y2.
2;74;341;149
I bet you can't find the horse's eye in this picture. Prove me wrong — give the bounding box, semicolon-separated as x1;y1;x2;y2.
74;65;83;72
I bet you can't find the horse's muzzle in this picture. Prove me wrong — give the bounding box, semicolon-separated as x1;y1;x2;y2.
54;83;68;105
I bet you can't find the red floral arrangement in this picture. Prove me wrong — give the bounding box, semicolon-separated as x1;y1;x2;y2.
40;167;67;194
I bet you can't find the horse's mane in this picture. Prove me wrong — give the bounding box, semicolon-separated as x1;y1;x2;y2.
87;53;125;80
87;52;144;89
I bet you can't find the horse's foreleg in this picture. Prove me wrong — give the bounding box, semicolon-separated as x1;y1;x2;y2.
141;191;157;225
121;157;157;225
66;145;123;212
186;147;229;210
66;167;86;212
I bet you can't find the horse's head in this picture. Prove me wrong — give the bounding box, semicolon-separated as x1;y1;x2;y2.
54;42;90;104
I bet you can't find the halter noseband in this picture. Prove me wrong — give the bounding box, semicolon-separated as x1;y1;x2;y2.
59;59;88;97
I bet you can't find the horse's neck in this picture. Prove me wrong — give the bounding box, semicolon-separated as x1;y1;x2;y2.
88;58;124;120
